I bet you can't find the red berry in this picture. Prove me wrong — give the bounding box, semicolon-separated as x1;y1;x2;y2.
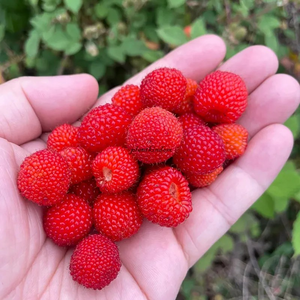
70;178;100;206
178;113;206;131
47;124;79;152
173;124;225;174
193;71;248;123
137;166;192;227
112;85;143;116
212;123;248;160
78;104;132;153
140;67;187;111
173;78;198;115
43;194;92;246
185;166;223;188
69;234;121;290
93;192;142;241
126;107;183;164
92;147;139;193
17;149;71;206
60;147;94;184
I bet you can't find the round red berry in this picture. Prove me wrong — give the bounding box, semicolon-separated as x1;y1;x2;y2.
69;234;121;290
78;104;132;153
112;85;143;116
47;124;79;152
140;67;187;111
93;192;142;241
17;149;71;206
60;147;94;184
137;166;192;227
178;113;206;131
193;71;248;123
126;107;183;164
212;123;248;160
173;124;226;174
92;147;140;193
43;194;92;246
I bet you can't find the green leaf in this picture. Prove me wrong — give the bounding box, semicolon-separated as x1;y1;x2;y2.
29;0;39;6
292;211;300;256
64;0;82;14
106;8;121;26
122;37;147;56
66;23;81;41
252;193;274;218
273;197;289;213
0;24;5;43
25;30;40;58
265;34;278;53
230;213;258;234
30;13;53;34
95;3;110;19
167;0;185;8
142;50;164;63
258;15;280;36
42;0;61;11
64;42;81;55
285;115;300;138
107;46;125;63
214;234;234;253
89;61;106;80
157;26;187;46
156;8;175;27
191;18;206;39
44;25;70;51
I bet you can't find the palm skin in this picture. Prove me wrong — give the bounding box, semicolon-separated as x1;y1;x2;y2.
0;35;299;300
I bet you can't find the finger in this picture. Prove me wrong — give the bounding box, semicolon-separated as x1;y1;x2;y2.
94;35;226;107
219;45;278;93
0;74;98;145
174;124;293;266
238;74;300;137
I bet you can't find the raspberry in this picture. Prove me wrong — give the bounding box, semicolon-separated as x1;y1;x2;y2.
193;71;248;123
185;166;223;188
140;67;187;111
17;149;71;206
173;78;198;115
70;178;100;206
173;124;225;174
47;124;79;152
178;113;206;131
78;104;132;153
126;107;183;164
212;123;248;160
60;147;94;184
93;192;142;241
137;166;192;227
92;147;139;193
112;85;143;116
70;234;121;290
43;194;92;246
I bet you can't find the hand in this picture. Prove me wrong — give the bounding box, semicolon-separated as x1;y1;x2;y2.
0;35;299;300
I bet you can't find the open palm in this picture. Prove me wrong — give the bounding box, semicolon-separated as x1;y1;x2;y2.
1;35;299;300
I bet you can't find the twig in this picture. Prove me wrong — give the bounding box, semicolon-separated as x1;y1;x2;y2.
242;262;251;299
284;258;300;299
246;237;276;300
57;55;69;75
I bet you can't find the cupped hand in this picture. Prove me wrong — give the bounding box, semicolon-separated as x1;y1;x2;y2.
0;35;299;300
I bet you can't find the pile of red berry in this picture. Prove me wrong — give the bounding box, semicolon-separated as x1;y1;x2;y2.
17;68;249;290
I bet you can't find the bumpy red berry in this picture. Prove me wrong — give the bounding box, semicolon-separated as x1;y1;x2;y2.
47;124;79;152
17;149;71;206
60;147;94;184
112;85;143;116
92;147;139;193
193;71;248;123
70;178;100;206
137;166;192;227
185;166;223;188
43;194;92;246
78;104;132;153
70;234;121;290
93;192;142;241
178;113;206;131
126;107;183;163
173;124;225;174
140;67;187;111
212;123;248;160
173;78;198;115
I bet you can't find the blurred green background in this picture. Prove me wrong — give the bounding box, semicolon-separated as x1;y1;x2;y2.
1;0;300;299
